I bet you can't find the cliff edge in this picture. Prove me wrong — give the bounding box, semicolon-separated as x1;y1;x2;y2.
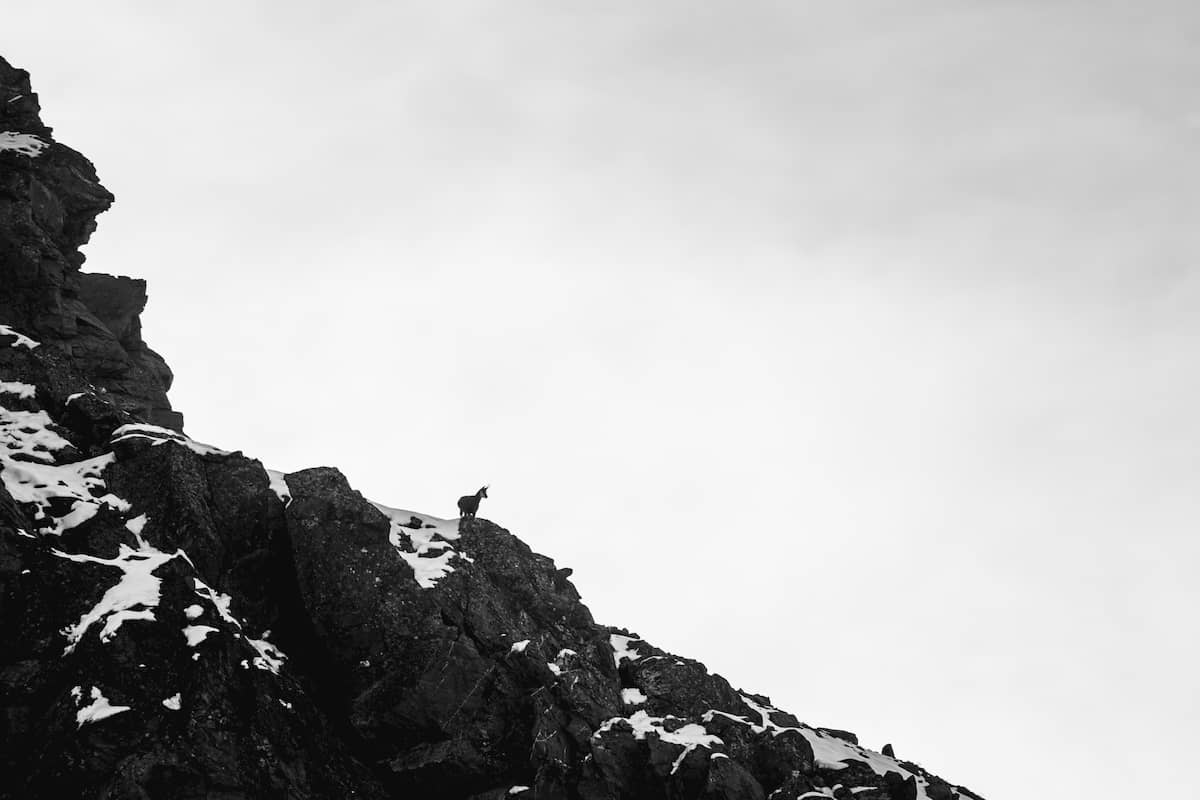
0;56;983;800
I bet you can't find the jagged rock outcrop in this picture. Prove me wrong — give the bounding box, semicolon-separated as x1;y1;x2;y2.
0;56;985;800
0;57;179;430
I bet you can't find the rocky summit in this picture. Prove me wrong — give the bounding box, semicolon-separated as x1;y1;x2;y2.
0;56;984;800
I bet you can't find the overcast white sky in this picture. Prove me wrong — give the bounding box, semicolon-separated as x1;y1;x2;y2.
7;2;1200;797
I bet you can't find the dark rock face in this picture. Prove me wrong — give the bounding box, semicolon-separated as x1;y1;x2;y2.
0;56;985;800
0;56;180;430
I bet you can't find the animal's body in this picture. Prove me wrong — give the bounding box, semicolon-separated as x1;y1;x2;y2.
457;486;488;519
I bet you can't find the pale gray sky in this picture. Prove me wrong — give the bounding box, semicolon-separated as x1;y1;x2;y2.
7;2;1199;797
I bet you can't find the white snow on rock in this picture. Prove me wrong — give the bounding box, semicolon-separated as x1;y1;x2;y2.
193;578;239;625
621;688;648;705
548;647;576;675
124;514;149;546
610;633;643;667
162;694;181;711
0;413;130;534
0;131;49;157
0;324;39;348
733;695;953;800
182;625;218;646
0;323;38;347
0;397;207;652
97;609;157;641
371;501;464;589
0;389;288;679
75;686;130;727
701;709;752;726
191;578;288;674
0;407;72;463
0;381;35;399
596;710;724;774
111;423;231;457
508;788;530;796
264;467;291;503
53;541;186;653
246;635;286;674
510;639;530;654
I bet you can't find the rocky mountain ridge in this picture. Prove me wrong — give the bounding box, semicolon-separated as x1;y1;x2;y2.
0;55;984;800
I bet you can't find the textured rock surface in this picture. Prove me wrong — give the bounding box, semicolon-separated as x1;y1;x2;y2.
0;56;180;430
0;56;986;800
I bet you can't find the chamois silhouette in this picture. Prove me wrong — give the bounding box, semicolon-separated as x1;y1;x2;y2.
457;485;488;519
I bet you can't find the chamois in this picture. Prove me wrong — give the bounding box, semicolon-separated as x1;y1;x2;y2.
457;486;488;519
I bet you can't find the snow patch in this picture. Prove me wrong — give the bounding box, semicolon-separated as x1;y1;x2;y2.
610;634;643;667
735;695;944;800
371;501;464;589
54;542;185;653
182;625;218;646
0;444;128;536
76;686;130;727
192;578;288;674
0;131;49;157
97;609;156;641
1;407;72;463
0;381;35;399
124;514;148;546
0;324;38;348
596;710;723;774
184;604;204;620
621;688;648;705
111;423;231;457
193;579;239;625
548;647;576;675
247;636;286;674
162;694;181;711
510;639;530;654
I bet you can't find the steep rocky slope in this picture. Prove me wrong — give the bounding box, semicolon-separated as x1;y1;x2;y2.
0;56;984;800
